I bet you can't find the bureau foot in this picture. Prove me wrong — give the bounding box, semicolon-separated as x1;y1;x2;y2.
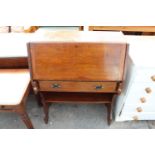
44;115;48;124
40;93;49;124
105;103;112;125
43;103;49;124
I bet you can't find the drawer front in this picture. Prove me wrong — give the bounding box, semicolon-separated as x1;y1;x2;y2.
118;82;155;116
124;82;155;106
122;102;155;114
39;81;117;92
134;68;155;82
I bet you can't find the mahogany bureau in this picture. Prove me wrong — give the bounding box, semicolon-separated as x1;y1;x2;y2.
27;31;127;125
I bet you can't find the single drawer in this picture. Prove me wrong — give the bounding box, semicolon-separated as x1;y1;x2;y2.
39;81;117;93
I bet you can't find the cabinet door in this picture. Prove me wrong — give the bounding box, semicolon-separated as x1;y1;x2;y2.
121;82;155;114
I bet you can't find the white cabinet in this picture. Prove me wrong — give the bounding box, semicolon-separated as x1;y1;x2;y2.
115;36;155;121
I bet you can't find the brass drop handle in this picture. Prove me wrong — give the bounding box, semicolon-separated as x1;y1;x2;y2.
95;85;103;90
52;83;61;88
151;75;155;81
136;107;143;112
145;87;152;94
140;97;146;103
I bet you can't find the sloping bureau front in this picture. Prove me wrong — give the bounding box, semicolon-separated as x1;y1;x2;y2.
28;43;127;82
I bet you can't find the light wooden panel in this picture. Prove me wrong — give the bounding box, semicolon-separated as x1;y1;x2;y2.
89;26;155;32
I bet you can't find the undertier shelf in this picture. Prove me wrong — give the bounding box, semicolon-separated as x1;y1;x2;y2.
42;92;114;104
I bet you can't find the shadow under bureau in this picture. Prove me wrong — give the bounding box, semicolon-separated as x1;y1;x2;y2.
27;31;127;125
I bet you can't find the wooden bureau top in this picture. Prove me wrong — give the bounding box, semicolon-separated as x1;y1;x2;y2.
30;31;126;43
28;31;127;82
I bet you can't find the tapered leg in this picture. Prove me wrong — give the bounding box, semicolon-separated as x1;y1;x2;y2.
40;93;49;124
19;111;34;129
43;103;49;124
105;103;112;125
35;92;42;107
